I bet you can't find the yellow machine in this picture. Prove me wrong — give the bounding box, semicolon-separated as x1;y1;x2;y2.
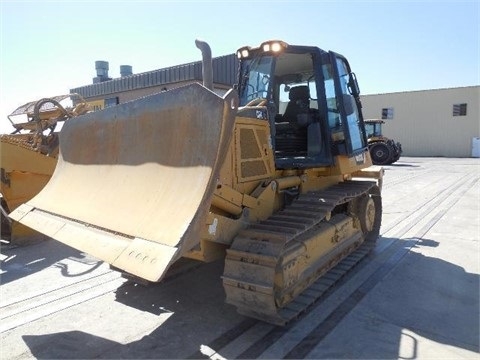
11;40;383;324
1;95;89;242
364;118;402;165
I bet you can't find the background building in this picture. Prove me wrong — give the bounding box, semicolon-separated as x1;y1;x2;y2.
71;59;479;158
361;86;479;157
70;54;237;111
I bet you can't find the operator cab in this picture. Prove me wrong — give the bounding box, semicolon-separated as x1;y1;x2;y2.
236;40;368;169
364;119;384;138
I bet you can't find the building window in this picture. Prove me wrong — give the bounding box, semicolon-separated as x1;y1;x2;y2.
105;97;119;108
381;107;394;120
453;103;467;116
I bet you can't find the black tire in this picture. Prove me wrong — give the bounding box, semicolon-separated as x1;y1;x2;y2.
370;142;392;165
388;152;401;165
1;199;12;239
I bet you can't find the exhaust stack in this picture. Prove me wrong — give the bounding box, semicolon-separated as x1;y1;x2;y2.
195;39;213;91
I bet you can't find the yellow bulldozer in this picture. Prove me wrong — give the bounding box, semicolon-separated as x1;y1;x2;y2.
1;95;89;242
11;40;383;325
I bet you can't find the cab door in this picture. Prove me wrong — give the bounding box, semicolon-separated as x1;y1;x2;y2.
328;51;368;156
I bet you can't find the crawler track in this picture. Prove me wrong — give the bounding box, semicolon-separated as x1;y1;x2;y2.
223;180;380;325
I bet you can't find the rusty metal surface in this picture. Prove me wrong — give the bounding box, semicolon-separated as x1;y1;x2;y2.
11;84;237;282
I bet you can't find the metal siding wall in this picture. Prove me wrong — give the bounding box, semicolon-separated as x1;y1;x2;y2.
361;86;480;157
71;54;238;100
212;54;237;85
194;62;202;81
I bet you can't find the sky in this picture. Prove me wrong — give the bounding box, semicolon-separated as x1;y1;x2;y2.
0;0;478;133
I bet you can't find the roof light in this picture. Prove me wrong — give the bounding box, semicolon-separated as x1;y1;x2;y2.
260;40;288;53
237;41;288;58
236;47;251;59
271;42;282;52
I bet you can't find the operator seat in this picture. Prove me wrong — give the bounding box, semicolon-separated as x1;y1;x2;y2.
275;85;311;155
282;85;310;126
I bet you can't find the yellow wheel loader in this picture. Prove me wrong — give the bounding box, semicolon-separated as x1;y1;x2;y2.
11;40;383;325
1;95;89;242
364;119;402;165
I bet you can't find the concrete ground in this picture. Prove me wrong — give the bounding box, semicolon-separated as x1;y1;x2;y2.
0;157;479;359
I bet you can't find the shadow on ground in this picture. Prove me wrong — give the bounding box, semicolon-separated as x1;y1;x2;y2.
1;239;101;285
20;240;479;359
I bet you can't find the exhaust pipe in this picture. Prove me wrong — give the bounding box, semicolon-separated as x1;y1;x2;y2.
195;39;213;91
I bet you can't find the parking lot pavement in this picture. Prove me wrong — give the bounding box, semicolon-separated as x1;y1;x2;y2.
1;157;479;359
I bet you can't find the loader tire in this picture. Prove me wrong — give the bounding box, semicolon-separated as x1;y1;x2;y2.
370;142;392;165
388;152;401;165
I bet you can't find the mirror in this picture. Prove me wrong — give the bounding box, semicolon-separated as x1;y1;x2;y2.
347;72;360;96
343;94;356;116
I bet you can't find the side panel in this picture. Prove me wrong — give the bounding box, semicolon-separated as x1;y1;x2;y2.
235;118;275;184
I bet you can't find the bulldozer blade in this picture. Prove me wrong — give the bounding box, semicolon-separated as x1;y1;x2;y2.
11;84;238;282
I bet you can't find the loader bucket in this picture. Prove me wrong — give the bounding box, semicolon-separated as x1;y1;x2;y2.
11;84;238;282
1;137;57;243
